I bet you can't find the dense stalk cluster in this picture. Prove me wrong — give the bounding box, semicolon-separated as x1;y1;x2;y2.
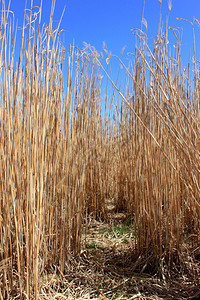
0;0;200;298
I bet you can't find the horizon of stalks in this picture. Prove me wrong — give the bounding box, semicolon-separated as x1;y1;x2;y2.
0;0;200;298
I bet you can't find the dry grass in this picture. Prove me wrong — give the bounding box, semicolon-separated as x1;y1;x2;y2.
0;0;200;298
0;1;110;298
37;214;200;299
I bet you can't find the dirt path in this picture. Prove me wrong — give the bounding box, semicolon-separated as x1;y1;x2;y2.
38;201;200;299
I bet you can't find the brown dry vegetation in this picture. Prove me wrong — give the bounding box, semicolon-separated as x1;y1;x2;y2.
0;0;200;299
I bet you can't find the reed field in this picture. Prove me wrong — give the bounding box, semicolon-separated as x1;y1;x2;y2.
0;0;200;299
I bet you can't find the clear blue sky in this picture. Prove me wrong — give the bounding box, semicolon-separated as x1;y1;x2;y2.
9;0;200;58
8;0;200;92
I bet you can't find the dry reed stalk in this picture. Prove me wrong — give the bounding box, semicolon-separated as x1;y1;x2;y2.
1;0;200;298
103;14;200;271
0;1;109;298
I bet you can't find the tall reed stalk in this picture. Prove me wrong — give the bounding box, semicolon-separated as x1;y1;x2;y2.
1;0;200;298
0;1;109;298
107;15;200;270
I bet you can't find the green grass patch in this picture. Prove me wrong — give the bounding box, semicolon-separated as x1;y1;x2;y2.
86;241;104;250
102;219;135;239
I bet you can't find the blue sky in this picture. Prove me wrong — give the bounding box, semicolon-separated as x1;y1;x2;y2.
9;0;200;61
8;0;200;96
